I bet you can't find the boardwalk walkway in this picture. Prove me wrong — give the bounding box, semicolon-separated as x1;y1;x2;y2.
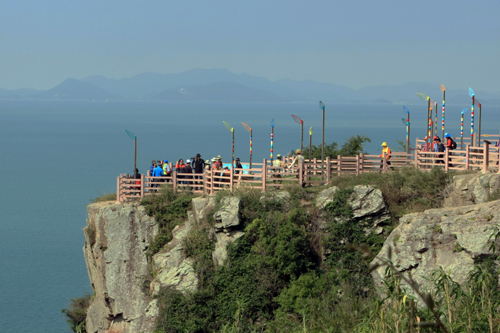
117;136;500;202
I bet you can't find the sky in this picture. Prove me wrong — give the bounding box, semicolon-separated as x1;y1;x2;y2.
1;0;499;93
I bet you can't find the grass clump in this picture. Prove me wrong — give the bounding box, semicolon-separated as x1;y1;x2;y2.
62;294;92;333
141;186;194;257
90;192;116;203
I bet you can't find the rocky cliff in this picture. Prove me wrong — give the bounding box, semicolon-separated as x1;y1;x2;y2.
83;202;158;333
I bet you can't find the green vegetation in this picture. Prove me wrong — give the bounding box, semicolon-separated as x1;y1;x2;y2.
62;294;92;333
141;186;195;258
330;167;453;219
293;135;371;158
89;192;116;203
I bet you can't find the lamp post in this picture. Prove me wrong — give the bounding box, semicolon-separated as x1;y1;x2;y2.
460;108;467;150
223;121;234;171
469;88;475;146
403;106;410;155
125;130;137;178
441;85;446;139
242;122;252;169
319;101;325;162
417;93;431;150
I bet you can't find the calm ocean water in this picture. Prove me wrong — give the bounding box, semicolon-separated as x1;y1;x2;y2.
1;100;498;332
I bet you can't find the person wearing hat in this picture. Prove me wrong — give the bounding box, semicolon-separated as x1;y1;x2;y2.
184;159;193;187
273;154;285;186
234;157;243;174
378;142;391;170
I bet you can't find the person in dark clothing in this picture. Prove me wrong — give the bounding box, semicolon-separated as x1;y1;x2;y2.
183;159;193;187
433;136;445;164
133;168;141;194
150;160;156;176
192;153;205;190
234;157;243;174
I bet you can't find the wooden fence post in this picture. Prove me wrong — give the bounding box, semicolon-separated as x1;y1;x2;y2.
173;170;177;192
337;155;341;176
359;153;364;174
203;171;207;195
262;159;267;192
465;145;470;170
230;166;234;191
355;155;359;175
116;176;120;202
414;148;419;169
140;174;144;199
299;159;303;186
444;148;449;172
326;157;331;184
483;141;490;173
210;168;214;194
382;153;387;173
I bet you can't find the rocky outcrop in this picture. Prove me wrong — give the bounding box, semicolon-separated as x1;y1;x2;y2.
316;185;391;228
212;197;245;265
260;191;291;209
150;211;198;295
444;173;500;207
83;202;158;333
371;200;500;300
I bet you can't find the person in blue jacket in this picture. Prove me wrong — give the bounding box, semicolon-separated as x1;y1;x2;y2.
152;161;164;188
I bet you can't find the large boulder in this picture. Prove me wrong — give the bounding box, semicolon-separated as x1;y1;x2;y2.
316;185;390;226
371;200;500;301
444;173;500;207
192;196;216;222
213;197;242;231
259;191;291;209
83;202;158;333
212;196;245;265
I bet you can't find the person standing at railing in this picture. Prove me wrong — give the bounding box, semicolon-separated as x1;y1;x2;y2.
150;160;157;177
273;154;285;186
133;168;141;194
434;136;445;164
444;133;456;167
379;142;391;169
184;159;193;187
234;157;243;174
152;161;163;188
288;149;305;187
162;160;171;182
193;154;205;190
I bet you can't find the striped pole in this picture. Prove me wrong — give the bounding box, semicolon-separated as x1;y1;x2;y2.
270;119;274;164
441;85;446;138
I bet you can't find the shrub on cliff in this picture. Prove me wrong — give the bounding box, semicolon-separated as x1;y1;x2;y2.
62;294;91;333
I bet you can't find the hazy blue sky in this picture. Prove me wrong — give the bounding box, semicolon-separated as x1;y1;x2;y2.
1;0;499;92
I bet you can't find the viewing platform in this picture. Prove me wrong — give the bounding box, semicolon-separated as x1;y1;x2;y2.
117;135;500;202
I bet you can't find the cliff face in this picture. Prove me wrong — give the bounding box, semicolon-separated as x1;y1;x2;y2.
83;202;158;333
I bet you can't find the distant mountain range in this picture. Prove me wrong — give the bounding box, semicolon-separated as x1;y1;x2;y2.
2;68;500;104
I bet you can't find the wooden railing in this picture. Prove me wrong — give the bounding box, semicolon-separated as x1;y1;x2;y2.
116;136;500;202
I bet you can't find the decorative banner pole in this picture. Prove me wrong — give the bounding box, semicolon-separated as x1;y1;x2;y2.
125;130;137;178
223;121;234;171
291;114;304;151
417;93;431;150
469;87;475;146
403;106;410;154
474;97;482;146
434;101;438;137
242;122;252;169
270;119;274;164
309;126;313;162
319;101;325;162
460;108;467;150
441;85;446;138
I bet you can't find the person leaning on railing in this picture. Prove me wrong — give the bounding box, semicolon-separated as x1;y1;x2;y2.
273;154;285;185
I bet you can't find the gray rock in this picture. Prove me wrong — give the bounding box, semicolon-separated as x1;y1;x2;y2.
83;202;158;333
350;185;391;226
151;213;198;295
259;191;291;208
371;200;500;304
214;197;242;231
315;186;339;210
192;196;216;222
316;185;390;226
213;230;245;266
444;173;500;207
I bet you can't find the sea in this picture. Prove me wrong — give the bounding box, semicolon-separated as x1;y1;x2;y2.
1;99;499;332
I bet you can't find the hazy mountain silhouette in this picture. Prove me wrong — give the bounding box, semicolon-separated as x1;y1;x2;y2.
151;81;284;102
1;69;499;104
41;78;116;100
